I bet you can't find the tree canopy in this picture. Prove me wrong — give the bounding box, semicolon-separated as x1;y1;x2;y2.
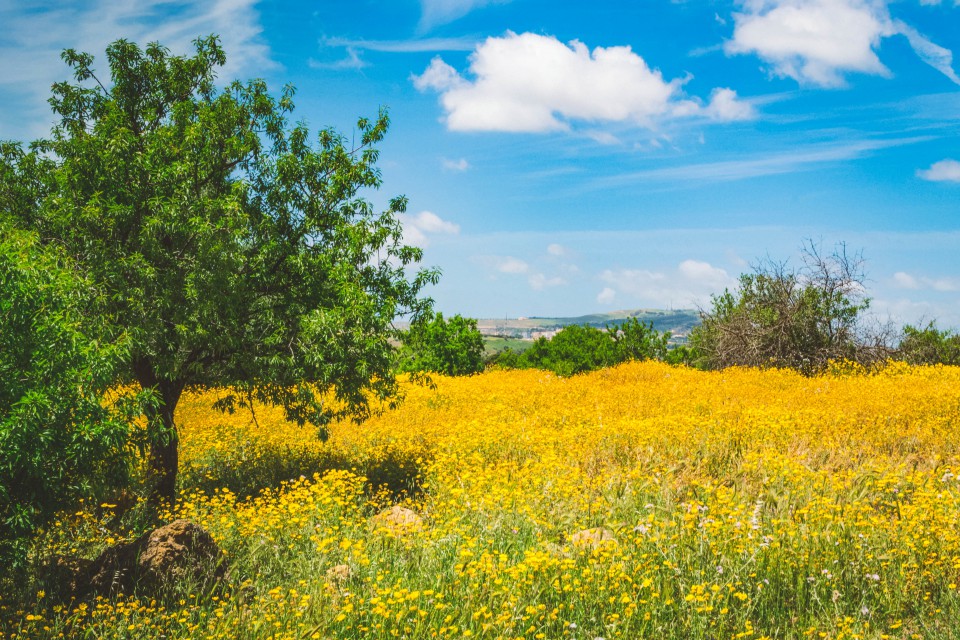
0;36;437;504
397;312;485;377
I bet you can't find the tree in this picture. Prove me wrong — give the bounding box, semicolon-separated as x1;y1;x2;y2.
690;241;882;374
898;323;960;365
610;317;670;363
0;37;437;505
397;312;485;376
521;324;618;376
0;226;145;565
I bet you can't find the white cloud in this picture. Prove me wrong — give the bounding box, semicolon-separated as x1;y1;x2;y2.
0;0;272;140
321;36;479;54
592;136;928;186
600;259;736;307
547;243;569;257
726;0;893;87
918;158;960;182
399;210;460;247
726;0;960;87
893;271;920;289
496;257;530;274
442;157;470;171
894;20;960;85
419;0;509;30
597;287;617;305
703;87;757;121
413;32;755;133
892;271;960;292
678;259;734;289
528;273;566;290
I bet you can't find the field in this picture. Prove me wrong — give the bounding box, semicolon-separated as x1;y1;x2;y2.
5;361;960;639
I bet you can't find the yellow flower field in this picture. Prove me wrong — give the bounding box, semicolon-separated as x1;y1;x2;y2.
5;361;960;639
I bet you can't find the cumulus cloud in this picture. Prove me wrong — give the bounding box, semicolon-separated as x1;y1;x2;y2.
891;271;959;292
725;0;959;87
547;243;569;257
597;287;617;305
413;32;755;133
918;159;960;182
600;260;735;308
399;210;460;247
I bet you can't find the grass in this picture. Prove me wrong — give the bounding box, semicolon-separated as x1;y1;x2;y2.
5;361;960;639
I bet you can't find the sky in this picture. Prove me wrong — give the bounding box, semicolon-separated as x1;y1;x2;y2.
1;0;959;327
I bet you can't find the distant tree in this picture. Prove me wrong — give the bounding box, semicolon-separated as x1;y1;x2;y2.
398;312;485;376
0;226;146;566
522;325;618;376
690;241;886;374
610;317;670;363
898;322;960;365
0;36;437;505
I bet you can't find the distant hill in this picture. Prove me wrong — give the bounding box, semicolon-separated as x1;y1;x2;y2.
476;308;700;342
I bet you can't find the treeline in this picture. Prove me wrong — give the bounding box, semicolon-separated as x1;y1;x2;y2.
400;242;960;379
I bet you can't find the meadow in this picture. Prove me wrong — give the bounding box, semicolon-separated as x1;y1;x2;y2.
5;361;960;639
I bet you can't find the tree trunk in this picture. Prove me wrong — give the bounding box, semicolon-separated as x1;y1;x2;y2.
134;358;184;508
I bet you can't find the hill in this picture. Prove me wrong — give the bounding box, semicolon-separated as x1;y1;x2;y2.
476;307;699;342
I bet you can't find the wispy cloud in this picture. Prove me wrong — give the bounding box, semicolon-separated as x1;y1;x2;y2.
322;36;479;54
0;0;272;140
591;136;930;187
418;0;511;31
441;157;471;171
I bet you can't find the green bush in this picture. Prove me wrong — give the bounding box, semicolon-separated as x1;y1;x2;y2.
489;318;671;376
898;323;960;365
397;312;485;376
0;226;146;567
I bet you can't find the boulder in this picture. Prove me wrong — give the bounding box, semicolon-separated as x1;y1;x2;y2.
78;519;225;599
569;527;617;551
371;506;423;533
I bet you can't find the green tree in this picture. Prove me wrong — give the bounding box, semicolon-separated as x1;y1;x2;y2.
690;242;884;374
609;317;670;363
521;325;618;376
397;312;485;376
0;226;145;565
898;322;960;365
0;37;437;505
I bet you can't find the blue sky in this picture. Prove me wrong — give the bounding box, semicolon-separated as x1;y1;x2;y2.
1;0;959;326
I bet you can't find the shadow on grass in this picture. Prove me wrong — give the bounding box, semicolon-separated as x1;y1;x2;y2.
180;442;428;502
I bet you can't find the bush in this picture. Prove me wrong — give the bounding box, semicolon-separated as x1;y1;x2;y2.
397;312;485;376
0;226;145;567
690;241;888;374
898;323;960;365
489;318;671;376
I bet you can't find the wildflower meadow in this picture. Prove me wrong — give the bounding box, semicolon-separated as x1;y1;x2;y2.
5;361;960;639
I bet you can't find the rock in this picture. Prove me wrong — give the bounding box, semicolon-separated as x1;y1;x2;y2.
78;519;225;599
569;527;617;551
371;506;423;533
325;563;352;584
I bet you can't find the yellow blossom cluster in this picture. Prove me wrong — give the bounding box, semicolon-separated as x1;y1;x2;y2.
4;361;960;639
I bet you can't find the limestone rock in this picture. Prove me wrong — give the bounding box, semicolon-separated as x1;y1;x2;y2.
78;519;225;599
371;506;423;533
569;527;617;551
